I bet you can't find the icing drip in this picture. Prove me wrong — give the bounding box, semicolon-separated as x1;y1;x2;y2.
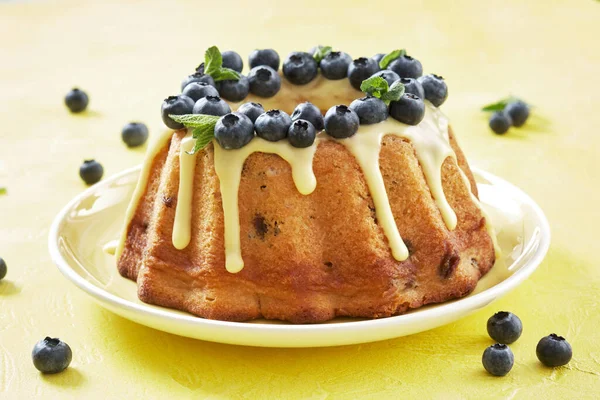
172;135;197;249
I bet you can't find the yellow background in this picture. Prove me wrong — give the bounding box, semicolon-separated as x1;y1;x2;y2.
1;0;600;398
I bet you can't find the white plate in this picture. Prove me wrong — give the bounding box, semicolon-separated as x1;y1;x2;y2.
48;166;550;348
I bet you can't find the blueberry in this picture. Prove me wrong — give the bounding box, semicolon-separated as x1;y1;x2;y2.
193;95;232;116
288;120;317;148
389;93;426;125
349;96;389;124
237;102;265;123
182;81;219;102
399;77;425;99
217;75;250;102
249;49;280;71
254;109;292;142
32;337;72;374
370;70;400;86
536;334;573;367
372;53;385;65
65;88;89;113
505;101;530;127
487;311;523;344
489;111;512;135
214;112;254;150
79;160;104;185
291;102;324;131
248;66;281;98
162;95;195;129
121;122;149;148
222;50;244;72
387;55;423;79
482;344;514;376
324;105;360;139
417;74;448;107
180;73;216;91
283;52;318;85
0;257;6;281
320;51;352;80
347;57;380;90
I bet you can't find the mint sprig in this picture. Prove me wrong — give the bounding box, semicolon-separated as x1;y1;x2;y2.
360;76;405;105
312;45;332;63
482;96;528;112
0;187;6;196
169;114;220;154
203;46;241;82
379;49;406;69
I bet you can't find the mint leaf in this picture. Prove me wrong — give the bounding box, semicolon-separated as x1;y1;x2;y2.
0;187;6;196
481;96;529;112
213;67;241;82
313;45;332;63
360;76;389;99
189;125;217;154
381;80;405;104
168;114;219;154
203;45;240;82
379;49;406;69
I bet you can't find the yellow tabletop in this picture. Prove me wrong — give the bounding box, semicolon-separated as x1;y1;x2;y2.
1;0;599;398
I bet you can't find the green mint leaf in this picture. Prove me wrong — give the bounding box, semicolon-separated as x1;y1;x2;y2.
379;49;406;69
204;46;222;76
0;187;6;196
381;80;405;105
168;114;220;128
360;76;389;99
481;96;526;112
313;45;332;63
189;125;216;155
213;67;241;82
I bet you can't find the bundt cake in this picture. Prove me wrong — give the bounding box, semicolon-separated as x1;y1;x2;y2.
115;46;497;323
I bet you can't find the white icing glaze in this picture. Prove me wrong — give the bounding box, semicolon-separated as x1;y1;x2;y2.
172;134;197;250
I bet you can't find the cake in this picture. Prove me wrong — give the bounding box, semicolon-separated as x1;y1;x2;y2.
115;46;497;323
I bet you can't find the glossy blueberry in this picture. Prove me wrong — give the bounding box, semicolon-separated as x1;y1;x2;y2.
320;51;352;80
387;55;423;79
372;53;385;65
121;122;149;148
291;102;324;131
214;112;254;150
505;101;530;127
482;344;514;377
347;57;380;90
248;66;281;98
349;96;389;124
254;109;292;142
162;95;195;129
0;257;6;281
180;73;216;91
182;81;219;102
79;160;104;185
536;334;573;367
417;74;448;107
249;49;280;71
65;88;89;113
400;77;425;99
288;119;316;148
389;93;426;125
283;52;318;85
217;75;250;102
489;111;512;135
32;337;72;374
370;70;400;86
192;95;231;116
237;102;265;123
487;311;523;344
324;105;360;139
222;50;244;73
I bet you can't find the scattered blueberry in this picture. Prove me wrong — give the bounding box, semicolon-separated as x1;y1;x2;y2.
0;257;6;281
182;81;219;102
387;55;423;79
291;102;324;131
482;344;514;377
193;95;232;116
505;101;530;127
217;75;250;102
249;49;280;71
372;53;385;64
237;102;265;123
347;57;380;90
121;122;149;148
180;73;216;91
288;120;317;148
254;109;292;142
214;112;254;150
489;111;512;135
64;88;89;113
389;93;426;125
32;337;72;374
248;66;281;98
399;77;425;100
283;52;318;85
417;74;448;107
324;105;360;139
222;50;244;72
370;70;400;86
487;311;523;344
349;96;389;124
536;334;573;367
79;160;104;185
162;95;195;129
320;51;353;80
